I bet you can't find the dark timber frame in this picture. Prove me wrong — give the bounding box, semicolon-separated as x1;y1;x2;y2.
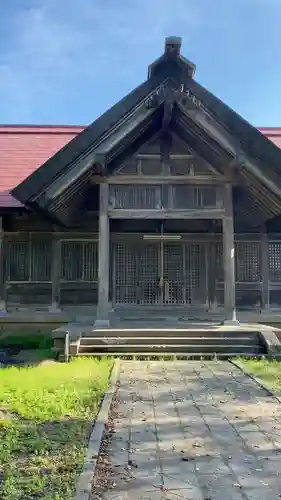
8;36;281;324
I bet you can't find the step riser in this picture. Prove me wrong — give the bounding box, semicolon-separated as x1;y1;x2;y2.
82;331;261;339
78;345;263;355
80;337;259;346
75;353;265;359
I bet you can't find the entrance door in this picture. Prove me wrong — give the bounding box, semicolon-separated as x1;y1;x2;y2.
113;240;207;306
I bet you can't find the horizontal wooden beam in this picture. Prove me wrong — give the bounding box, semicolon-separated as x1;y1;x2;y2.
108;208;225;219
136;154;193;160
106;175;225;185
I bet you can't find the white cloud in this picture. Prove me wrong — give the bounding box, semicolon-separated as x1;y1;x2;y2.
0;0;203;123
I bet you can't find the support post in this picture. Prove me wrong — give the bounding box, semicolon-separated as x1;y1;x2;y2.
222;184;239;325
0;217;7;314
261;231;270;311
94;182;110;328
208;236;218;311
49;231;61;313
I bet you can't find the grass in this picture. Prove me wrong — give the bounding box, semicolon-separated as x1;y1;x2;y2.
239;358;281;394
0;332;53;352
0;357;113;500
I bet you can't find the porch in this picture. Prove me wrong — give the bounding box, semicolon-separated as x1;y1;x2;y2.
0;230;280;312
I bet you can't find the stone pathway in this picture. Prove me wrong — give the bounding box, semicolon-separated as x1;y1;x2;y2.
91;361;281;500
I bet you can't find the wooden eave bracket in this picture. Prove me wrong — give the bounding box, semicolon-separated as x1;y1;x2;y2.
229;151;246;170
92;153;107;173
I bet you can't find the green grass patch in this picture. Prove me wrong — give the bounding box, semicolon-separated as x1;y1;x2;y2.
0;332;52;351
238;358;281;393
0;357;113;499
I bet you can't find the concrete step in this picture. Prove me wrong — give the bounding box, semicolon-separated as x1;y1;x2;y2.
74;352;265;359
78;343;264;355
79;335;259;346
81;329;261;339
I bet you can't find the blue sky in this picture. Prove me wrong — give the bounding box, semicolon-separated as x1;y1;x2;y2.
0;0;281;126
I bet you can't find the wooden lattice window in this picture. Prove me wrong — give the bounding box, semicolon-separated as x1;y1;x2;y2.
235;242;261;282
60;241;98;281
5;236;52;282
109;185;161;209
215;241;261;283
171;186;218;209
269;242;281;282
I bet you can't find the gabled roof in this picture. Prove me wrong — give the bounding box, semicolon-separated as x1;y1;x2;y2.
11;75;166;206
2;124;281;211
6;37;281;227
1;125;281;207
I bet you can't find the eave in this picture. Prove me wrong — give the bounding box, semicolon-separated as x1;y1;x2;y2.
11;73;173;207
39;106;165;225
172;104;281;227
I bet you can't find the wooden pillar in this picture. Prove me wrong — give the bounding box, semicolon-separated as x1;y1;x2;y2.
0;217;6;313
222;184;239;324
208;236;218;311
49;232;61;313
94;182;110;328
261;231;270;311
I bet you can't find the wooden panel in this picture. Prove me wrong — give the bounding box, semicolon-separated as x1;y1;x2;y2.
60;283;98;305
6;283;52;306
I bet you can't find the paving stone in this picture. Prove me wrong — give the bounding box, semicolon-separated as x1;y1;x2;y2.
91;361;281;500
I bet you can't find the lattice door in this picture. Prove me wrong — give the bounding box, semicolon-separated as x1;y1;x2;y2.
163;243;185;304
114;240;207;306
184;243;207;304
114;242;160;305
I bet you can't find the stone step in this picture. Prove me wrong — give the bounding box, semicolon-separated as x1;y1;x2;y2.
79;335;260;346
78;343;264;355
81;329;261;339
74;351;265;359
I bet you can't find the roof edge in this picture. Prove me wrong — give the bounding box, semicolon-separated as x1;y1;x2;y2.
0;125;85;134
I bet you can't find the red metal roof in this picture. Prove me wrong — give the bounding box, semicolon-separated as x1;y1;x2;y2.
1;124;281;209
258;128;281;149
0;125;85;208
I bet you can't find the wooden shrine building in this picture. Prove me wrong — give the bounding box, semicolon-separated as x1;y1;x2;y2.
2;37;281;326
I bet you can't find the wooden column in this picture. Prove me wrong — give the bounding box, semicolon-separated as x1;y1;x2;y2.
222;184;239;324
208;237;218;311
49;231;61;313
95;182;110;328
261;232;270;311
0;217;6;313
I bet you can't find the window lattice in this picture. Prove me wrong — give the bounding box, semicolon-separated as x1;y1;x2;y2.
235;243;261;282
215;243;224;282
269;242;281;282
172;186;217;209
215;242;261;282
109;185;161;209
60;241;98;281
5;238;52;282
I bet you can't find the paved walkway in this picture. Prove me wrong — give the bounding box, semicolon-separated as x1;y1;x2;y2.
92;361;281;500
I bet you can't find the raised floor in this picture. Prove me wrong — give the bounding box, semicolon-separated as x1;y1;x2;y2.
1;305;281;329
